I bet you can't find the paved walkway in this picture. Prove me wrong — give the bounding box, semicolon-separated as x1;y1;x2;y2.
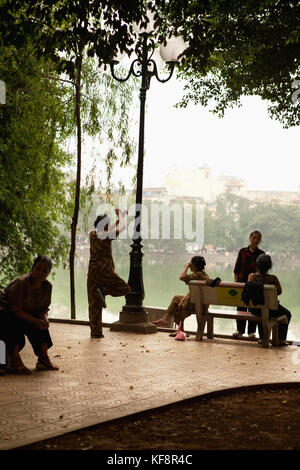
1;322;300;450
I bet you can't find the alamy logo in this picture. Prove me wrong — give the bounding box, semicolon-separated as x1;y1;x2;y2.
0;340;6;365
95;201;205;247
291;80;300;104
0;80;6;104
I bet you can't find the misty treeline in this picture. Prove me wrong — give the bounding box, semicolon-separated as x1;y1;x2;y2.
204;192;300;253
75;191;300;255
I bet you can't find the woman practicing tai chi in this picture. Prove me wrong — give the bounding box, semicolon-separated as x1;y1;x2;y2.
87;208;130;338
152;256;210;328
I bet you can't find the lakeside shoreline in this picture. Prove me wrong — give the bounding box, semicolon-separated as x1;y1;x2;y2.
50;250;300;340
76;245;300;268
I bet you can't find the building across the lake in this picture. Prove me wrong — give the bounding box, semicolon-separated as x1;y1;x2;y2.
247;189;300;204
143;187;168;202
144;164;247;203
143;165;300;205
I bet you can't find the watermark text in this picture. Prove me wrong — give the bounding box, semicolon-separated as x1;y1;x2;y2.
95;201;204;247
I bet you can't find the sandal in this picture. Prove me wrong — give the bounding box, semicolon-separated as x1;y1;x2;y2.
36;359;59;371
278;341;289;347
8;363;32;375
97;288;107;308
206;277;222;287
169;332;190;338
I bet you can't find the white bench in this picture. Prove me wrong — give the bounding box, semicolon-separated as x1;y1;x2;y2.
189;281;288;347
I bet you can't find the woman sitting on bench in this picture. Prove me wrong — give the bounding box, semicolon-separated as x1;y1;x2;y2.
152;256;210;329
248;254;291;346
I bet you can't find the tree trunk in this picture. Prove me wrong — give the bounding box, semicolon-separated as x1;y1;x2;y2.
69;51;83;319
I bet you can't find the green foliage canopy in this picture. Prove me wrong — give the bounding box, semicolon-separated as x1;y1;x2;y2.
0;0;164;75
161;0;300;128
208;191;300;253
0;45;72;285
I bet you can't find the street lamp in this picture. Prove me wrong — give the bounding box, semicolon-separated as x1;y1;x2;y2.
109;16;186;333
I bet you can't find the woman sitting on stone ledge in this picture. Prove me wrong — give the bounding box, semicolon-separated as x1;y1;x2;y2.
0;255;58;374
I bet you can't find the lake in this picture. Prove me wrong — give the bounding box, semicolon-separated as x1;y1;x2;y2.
49;248;300;341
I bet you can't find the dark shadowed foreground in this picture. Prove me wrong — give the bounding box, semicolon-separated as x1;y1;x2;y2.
17;384;300;451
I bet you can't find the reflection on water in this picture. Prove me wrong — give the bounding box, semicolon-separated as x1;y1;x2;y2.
50;249;300;340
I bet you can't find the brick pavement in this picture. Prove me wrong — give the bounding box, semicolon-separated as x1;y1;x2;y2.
0;322;299;450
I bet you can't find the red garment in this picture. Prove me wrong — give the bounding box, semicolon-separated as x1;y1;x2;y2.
234;246;265;282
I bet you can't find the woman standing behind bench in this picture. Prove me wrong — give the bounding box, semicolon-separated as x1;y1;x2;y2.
249;254;291;346
233;230;265;340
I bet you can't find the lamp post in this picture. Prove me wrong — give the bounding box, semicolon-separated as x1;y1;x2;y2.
109;18;186;333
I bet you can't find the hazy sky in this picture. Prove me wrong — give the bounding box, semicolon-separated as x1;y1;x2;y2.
81;75;300;193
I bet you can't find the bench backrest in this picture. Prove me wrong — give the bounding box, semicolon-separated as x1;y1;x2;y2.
189;281;278;310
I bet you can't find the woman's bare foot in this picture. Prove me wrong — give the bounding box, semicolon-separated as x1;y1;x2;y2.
10;358;32;375
36;355;59;371
9;347;32;374
152;318;169;326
